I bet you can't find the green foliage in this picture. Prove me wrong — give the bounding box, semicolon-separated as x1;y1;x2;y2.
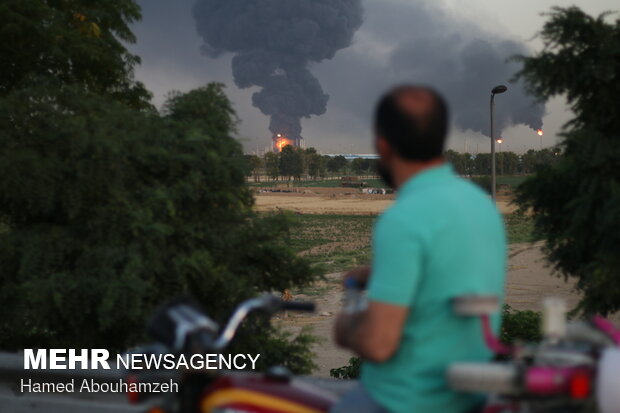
520;148;561;174
515;7;620;315
447;149;560;177
306;150;326;179
251;327;319;374
504;213;540;244
0;1;318;373
330;357;361;379
0;0;150;108
264;152;280;180
496;175;528;188
497;151;520;175
244;154;263;179
473;153;492;176
162;84;238;135
445;150;473;175
288;214;375;274
327;155;347;173
0;83;317;373
350;158;376;175
500;305;542;344
279;145;304;179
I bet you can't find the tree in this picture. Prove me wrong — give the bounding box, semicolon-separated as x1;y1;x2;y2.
327;155;347;174
244;155;262;181
351;158;371;175
0;2;320;372
0;0;150;108
264;152;280;180
162;84;238;134
515;7;620;314
0;85;317;375
445;150;473;175
279;145;303;180
307;152;326;180
473;153;492;175
499;152;520;175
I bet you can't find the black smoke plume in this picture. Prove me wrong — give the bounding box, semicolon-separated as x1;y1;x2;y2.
390;35;545;135
313;0;545;142
192;0;364;141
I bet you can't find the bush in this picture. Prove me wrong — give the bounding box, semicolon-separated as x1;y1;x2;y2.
500;305;542;344
330;357;361;379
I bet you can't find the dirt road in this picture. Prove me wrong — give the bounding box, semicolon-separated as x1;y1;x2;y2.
255;193;517;215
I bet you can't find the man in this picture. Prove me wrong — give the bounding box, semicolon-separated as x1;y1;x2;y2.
332;86;506;413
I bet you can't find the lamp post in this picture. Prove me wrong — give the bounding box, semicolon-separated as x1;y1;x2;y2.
490;85;507;201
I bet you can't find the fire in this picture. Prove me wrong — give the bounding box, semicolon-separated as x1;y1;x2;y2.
537;129;544;136
274;135;293;152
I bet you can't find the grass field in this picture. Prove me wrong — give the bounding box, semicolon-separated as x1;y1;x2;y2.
497;175;529;187
288;212;539;276
289;214;374;274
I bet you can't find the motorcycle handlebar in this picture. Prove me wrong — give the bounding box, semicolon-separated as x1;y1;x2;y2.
146;295;317;354
213;295;316;350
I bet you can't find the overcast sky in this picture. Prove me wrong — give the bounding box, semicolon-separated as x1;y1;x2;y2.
130;0;618;155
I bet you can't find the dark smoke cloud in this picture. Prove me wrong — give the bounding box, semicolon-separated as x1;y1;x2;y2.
311;0;545;141
192;0;364;139
390;36;544;134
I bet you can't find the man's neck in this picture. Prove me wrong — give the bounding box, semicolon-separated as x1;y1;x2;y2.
392;157;445;190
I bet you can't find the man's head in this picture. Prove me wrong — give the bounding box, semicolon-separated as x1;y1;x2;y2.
374;85;449;188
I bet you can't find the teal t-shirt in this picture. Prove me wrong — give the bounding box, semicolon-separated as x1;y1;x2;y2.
361;164;506;413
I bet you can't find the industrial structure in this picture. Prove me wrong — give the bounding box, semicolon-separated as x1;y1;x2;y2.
273;133;305;152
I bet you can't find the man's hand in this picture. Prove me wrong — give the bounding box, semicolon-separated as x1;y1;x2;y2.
343;265;371;288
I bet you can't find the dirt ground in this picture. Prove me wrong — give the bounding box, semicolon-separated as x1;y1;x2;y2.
255;194;394;215
255;192;517;215
276;242;599;378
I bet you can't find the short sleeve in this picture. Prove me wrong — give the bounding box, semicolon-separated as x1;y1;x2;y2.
367;211;423;307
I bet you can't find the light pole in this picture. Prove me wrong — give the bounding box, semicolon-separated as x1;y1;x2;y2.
490;85;507;201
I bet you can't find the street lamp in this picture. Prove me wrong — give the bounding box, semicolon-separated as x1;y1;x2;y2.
496;138;503;176
490;85;507;201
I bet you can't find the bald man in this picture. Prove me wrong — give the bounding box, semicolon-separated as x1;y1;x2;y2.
332;86;506;413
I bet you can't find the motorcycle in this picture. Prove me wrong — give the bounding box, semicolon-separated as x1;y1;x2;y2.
127;289;620;413
448;296;620;413
127;295;353;413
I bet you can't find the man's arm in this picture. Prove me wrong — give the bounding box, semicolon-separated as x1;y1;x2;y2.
335;211;421;362
334;301;409;362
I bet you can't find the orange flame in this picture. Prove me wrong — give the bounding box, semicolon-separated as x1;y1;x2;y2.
537;129;544;136
274;136;293;152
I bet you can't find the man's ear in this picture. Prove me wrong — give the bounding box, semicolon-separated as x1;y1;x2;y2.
375;136;392;160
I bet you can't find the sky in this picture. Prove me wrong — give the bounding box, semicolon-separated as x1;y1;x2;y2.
129;0;618;155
